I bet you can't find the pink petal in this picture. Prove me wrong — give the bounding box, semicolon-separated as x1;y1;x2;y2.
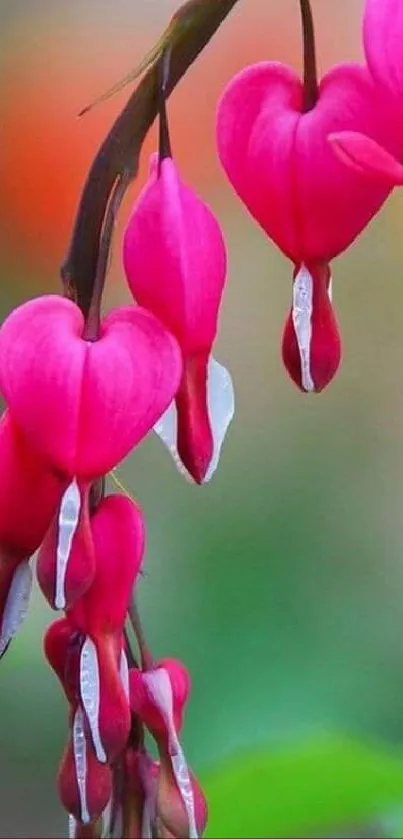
363;0;403;99
123;156;227;356
329;131;403;185
0;296;182;478
217;61;403;263
69;493;144;636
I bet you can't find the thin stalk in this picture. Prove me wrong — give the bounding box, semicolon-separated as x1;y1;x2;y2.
299;0;319;112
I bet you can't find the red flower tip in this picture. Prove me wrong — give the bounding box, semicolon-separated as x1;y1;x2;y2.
282;263;341;393
58;707;112;824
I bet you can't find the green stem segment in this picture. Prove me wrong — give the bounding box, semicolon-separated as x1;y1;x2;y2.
299;0;319;112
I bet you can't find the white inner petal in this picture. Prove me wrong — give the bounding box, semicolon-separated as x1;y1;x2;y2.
80;637;106;763
292;265;315;393
68;814;76;839
153;401;193;482
154;356;234;484
143;669;198;839
73;707;90;825
328;277;333;303
0;561;32;658
55;479;81;609
119;649;130;702
204;358;235;483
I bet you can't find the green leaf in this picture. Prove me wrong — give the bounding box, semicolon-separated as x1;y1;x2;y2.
202;734;403;838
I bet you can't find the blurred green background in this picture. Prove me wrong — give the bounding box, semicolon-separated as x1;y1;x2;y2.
2;1;403;836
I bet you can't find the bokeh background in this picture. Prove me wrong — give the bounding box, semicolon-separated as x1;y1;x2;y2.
2;1;403;836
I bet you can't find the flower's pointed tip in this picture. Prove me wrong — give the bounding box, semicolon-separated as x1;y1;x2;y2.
203;357;235;483
154;357;234;484
329;130;403;186
282;265;341;394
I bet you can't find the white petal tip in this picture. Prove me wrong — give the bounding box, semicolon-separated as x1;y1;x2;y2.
154;357;234;484
0;561;32;657
203;357;234;483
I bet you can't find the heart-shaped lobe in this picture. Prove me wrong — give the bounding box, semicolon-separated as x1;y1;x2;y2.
0;296;182;478
217;61;403;263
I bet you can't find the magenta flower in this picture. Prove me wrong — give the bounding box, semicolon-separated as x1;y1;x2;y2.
0;411;65;656
122;747;208;839
216;18;403;391
0;295;181;610
68;493;144;764
45;618;113;826
123;152;234;485
129;658;200;837
0;295;182;478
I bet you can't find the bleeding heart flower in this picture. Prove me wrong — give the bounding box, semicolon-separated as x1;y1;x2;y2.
45;619;112;825
68;493;144;764
216;41;403;390
0;295;182;478
123;153;234;484
58;706;112;826
121;747;207;839
0;295;180;614
129;659;198;837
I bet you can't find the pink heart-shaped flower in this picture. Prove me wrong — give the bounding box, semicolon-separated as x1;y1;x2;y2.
0;295;182;478
217;61;403;263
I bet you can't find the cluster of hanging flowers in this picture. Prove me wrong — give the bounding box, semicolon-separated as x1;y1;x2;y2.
2;0;403;835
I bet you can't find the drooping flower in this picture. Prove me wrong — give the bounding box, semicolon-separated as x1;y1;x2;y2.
45;619;113;827
123;104;234;484
0;411;65;656
68;492;144;764
216;3;403;391
129;658;201;838
0;295;181;609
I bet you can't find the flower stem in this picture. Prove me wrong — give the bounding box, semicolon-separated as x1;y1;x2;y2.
299;0;319;112
82;171;131;340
